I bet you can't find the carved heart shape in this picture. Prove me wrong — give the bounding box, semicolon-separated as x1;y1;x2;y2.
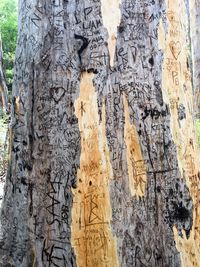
144;249;152;263
50;87;65;103
169;41;181;60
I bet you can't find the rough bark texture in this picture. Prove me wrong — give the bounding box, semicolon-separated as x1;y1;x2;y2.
0;38;8;111
0;0;200;266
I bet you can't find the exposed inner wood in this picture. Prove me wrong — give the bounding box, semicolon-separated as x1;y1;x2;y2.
123;95;147;197
159;0;200;265
101;0;121;66
72;72;119;267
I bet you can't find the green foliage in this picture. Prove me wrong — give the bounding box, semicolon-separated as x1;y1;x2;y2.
0;0;17;92
0;1;16;176
195;119;200;148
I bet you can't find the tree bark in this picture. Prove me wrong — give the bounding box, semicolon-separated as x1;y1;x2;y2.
0;37;8;112
0;0;199;267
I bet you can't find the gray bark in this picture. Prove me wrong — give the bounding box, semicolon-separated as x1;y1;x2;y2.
0;37;8;111
0;0;199;267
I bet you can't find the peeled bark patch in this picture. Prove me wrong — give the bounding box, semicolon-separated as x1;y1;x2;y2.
159;0;200;265
123;95;147;197
101;0;121;66
72;72;119;267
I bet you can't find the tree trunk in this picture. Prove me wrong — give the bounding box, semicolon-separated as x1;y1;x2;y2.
0;37;8;112
190;0;200;118
0;0;200;267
